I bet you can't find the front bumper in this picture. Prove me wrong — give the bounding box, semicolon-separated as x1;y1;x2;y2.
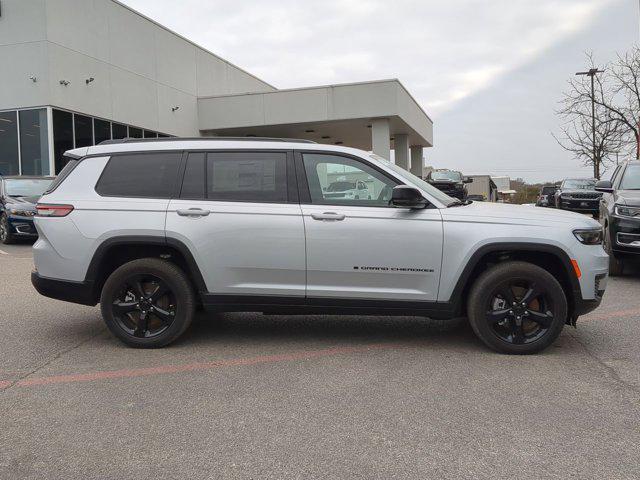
31;271;97;306
610;215;640;256
558;198;600;213
8;215;38;237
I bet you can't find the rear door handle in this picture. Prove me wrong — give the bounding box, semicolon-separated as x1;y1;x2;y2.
176;208;210;217
311;212;346;221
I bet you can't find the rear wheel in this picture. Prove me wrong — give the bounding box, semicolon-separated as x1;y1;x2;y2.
467;261;568;354
604;225;624;276
100;258;195;348
0;214;16;245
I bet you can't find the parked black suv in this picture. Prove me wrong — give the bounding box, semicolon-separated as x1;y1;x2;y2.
554;178;601;215
596;161;640;275
536;185;558;207
426;169;472;200
0;176;54;244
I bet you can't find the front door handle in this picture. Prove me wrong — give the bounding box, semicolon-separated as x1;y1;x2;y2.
177;208;210;217
311;212;346;221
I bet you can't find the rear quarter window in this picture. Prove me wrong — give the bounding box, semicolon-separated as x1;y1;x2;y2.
95;152;182;198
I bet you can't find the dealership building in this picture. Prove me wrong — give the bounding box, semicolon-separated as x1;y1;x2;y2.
0;0;433;177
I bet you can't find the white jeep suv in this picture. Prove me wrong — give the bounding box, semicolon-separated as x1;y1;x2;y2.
32;138;608;354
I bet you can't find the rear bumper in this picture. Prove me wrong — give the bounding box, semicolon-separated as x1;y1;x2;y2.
31;271;97;306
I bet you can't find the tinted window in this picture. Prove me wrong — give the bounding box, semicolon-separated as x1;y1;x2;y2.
0;111;19;175
112;123;128;139
19;109;50;176
96;153;182;198
302;153;398;207
52;109;74;174
207;151;287;202
144;130;158;138
94;119;111;144
74;114;93;148
620;165;640;190
181;153;206;199
128;127;142;139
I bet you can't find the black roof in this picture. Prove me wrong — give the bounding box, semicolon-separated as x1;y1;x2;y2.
99;136;316;146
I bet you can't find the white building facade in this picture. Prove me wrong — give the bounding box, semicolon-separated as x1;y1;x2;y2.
0;0;433;176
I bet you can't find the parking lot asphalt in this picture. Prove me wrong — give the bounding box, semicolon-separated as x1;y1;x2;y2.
1;243;639;480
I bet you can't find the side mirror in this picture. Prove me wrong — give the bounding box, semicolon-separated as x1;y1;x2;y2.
595;180;613;193
463;177;473;184
391;185;427;209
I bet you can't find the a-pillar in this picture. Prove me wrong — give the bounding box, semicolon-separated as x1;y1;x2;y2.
410;145;424;178
371;118;391;160
394;134;410;170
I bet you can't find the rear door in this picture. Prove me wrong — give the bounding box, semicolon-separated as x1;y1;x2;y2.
297;151;443;302
166;150;306;297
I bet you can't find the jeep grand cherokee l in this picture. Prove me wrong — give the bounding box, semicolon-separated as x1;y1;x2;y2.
554;178;601;215
596;160;640;275
31;138;608;354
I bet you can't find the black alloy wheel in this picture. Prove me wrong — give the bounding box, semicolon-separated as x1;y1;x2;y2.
111;274;177;339
100;258;195;348
467;261;568;354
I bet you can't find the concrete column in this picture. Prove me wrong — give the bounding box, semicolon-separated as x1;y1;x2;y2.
371;118;391;160
410;145;424;178
394;134;410;170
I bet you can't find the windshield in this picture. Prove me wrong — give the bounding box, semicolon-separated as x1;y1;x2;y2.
370;154;457;206
562;179;596;190
620;165;640;190
327;181;356;192
430;171;462;182
4;179;52;197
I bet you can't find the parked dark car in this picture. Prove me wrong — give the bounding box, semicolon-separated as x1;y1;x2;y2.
426;169;473;200
596;161;640;275
0;176;54;244
536;185;558;207
554;178;601;215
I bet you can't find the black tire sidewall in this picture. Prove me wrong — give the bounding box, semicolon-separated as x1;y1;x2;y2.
0;214;15;245
100;258;195;348
604;226;624;276
467;262;568;354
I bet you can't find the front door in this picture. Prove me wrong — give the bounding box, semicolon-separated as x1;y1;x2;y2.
298;152;443;302
166;150;306;297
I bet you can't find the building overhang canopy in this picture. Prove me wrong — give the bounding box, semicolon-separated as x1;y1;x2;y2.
197;79;433;150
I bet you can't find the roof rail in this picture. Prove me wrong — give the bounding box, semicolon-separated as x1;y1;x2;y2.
99;137;317;146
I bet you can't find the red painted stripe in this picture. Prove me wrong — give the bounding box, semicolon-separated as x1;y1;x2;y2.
2;343;399;390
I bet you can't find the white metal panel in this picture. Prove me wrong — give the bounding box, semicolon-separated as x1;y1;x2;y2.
0;42;49;110
156;84;199;137
154;26;197;95
302;204;443;301
109;67;159;130
0;0;47;46
166;200;306;296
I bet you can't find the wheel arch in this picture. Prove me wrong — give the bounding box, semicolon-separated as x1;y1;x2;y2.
450;242;581;321
85;236;207;303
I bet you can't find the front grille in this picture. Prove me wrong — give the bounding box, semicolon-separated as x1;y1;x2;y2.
567;192;600;200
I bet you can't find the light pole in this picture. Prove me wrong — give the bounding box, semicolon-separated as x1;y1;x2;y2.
576;68;605;179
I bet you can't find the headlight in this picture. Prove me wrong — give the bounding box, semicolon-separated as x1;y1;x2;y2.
8;208;35;217
573;228;603;245
614;204;640;218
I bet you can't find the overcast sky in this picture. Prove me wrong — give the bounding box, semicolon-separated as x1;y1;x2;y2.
122;0;638;182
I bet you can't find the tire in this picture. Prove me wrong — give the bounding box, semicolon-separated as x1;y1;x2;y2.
467;261;568;354
100;258;195;348
0;214;16;245
603;225;624;276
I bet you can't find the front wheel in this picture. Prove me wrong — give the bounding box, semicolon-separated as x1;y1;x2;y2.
0;214;16;245
467;261;568;354
100;258;195;348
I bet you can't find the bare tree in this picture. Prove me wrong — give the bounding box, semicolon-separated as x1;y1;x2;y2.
554;53;624;179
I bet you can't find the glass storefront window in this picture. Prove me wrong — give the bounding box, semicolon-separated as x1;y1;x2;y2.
144;130;158;138
94;119;111;144
128;127;142;138
19;109;50;176
74;114;93;148
0;111;19;175
52;109;74;174
112;123;128;140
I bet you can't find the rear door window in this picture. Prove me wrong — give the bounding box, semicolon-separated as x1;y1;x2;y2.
96;152;182;198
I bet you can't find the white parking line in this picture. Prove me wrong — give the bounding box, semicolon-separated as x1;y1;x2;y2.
0;249;8;255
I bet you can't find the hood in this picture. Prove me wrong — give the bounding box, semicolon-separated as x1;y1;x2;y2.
441;201;600;228
4;195;40;208
558;189;600;196
615;190;640;206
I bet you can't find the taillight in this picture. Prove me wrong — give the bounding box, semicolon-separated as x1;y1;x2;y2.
36;204;74;217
